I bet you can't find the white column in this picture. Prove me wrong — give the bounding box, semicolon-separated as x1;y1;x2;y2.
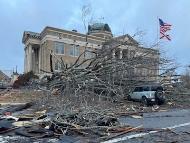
26;46;29;72
38;45;41;74
28;44;33;72
24;47;26;73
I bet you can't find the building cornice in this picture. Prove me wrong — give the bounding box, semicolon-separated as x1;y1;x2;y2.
41;35;102;49
41;26;107;42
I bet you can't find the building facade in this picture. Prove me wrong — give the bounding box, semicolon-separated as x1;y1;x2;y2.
22;23;159;81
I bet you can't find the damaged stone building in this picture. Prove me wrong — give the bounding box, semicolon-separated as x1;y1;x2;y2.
22;23;159;81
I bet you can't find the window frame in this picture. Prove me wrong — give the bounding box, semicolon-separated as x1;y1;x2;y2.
69;44;80;57
55;42;65;55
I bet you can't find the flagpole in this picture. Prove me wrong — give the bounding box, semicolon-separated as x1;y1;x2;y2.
157;16;159;49
157;16;160;82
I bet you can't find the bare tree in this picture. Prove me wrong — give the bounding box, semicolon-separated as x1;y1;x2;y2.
181;66;190;89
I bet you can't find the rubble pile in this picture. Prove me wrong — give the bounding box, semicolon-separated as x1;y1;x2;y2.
0;102;151;142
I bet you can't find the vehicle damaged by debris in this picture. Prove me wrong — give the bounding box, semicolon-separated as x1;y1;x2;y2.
127;84;166;106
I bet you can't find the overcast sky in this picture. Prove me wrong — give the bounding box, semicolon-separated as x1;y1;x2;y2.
0;0;189;74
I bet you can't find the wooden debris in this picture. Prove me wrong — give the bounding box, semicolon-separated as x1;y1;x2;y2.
101;125;143;141
12;121;34;127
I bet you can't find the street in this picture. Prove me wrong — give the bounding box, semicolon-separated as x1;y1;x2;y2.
103;109;190;143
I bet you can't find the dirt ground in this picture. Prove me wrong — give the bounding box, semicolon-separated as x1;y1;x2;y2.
0;88;190;114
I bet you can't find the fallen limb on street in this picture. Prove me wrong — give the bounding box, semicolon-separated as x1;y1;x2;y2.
101;125;143;141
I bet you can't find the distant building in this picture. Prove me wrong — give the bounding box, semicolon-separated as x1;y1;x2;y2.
11;71;19;83
22;23;159;81
0;70;10;82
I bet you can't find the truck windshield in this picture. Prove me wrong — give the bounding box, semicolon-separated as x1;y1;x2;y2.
151;86;163;91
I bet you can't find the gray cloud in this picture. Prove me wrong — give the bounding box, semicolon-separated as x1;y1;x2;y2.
0;0;189;73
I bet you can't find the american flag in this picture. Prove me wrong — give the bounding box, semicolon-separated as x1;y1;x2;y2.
159;18;172;41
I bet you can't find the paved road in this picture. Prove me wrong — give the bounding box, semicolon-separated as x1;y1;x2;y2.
1;108;190;143
103;109;190;143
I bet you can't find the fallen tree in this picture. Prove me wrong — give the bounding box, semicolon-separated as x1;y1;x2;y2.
38;5;177;105
39;32;176;103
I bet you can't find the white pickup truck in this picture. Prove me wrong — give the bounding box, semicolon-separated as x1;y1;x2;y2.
128;84;165;106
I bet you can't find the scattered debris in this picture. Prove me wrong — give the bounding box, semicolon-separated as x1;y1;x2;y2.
130;115;143;119
167;102;173;105
0;102;164;142
152;105;160;111
0;86;189;142
12;121;33;127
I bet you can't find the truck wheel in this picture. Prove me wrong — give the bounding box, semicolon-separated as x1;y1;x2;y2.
127;95;132;101
142;96;148;106
155;90;164;105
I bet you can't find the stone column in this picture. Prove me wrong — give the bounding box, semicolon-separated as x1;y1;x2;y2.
28;44;33;72
39;45;41;74
24;47;26;73
26;46;29;72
